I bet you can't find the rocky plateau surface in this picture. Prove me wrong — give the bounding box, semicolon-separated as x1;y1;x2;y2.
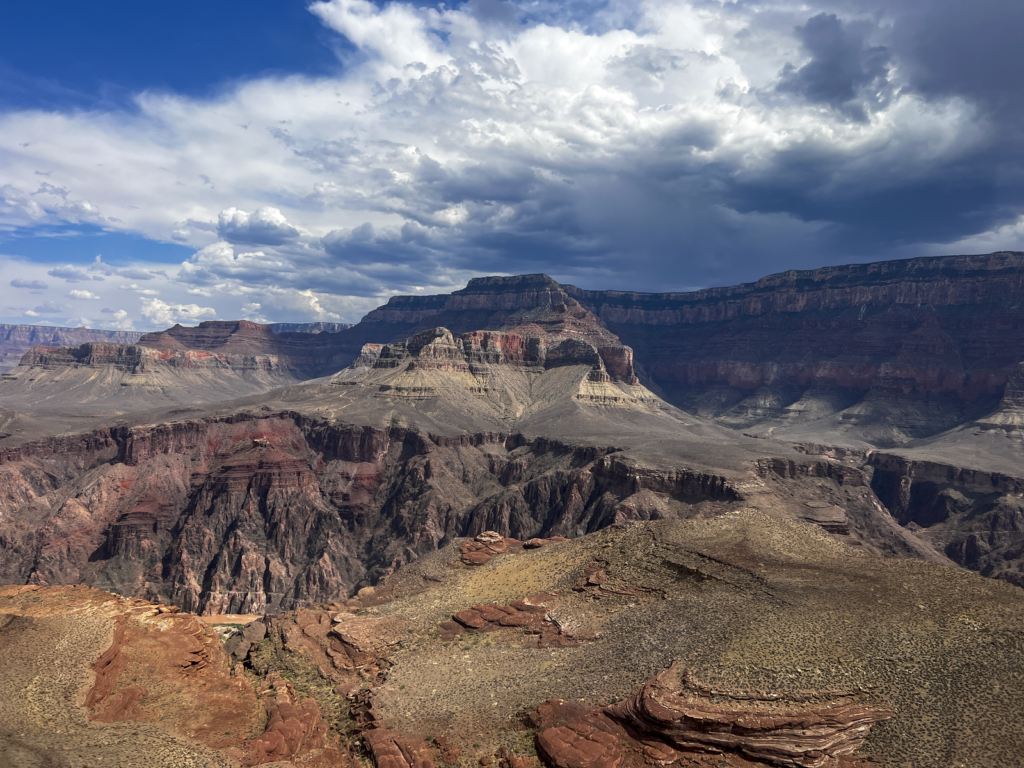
2;515;1023;767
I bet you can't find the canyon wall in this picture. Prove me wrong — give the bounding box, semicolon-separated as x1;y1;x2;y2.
0;412;739;614
565;253;1024;432
345;254;1024;441
0;324;143;373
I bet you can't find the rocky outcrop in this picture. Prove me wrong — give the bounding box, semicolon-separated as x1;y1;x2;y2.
602;663;892;767
441;590;576;647
0;323;143;373
137;319;283;352
458;531;569;566
241;673;335;765
371;326;640;385
870;452;1024;587
360;275;622;348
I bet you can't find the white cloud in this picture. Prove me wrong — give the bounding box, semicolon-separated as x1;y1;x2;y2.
118;283;160;295
68;289;100;299
140;297;216;326
241;301;270;323
100;308;135;330
0;0;1016;305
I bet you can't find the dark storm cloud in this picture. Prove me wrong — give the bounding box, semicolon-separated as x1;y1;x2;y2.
888;0;1024;115
777;13;891;121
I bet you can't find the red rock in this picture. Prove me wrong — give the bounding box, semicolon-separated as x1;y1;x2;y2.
364;728;434;768
498;612;539;627
453;609;488;629
536;723;624;768
435;735;461;765
463;551;494;566
475;604;513;622
605;662;893;768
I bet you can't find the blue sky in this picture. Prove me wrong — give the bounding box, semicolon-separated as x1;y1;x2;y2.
2;0;1023;330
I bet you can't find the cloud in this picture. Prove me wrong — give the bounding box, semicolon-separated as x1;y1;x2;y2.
11;279;48;289
68;289;100;299
140;297;217;326
48;265;96;283
217;206;301;246
0;0;1022;303
241;301;269;323
99;308;134;330
28;301;63;316
119;283;160;295
777;13;892;121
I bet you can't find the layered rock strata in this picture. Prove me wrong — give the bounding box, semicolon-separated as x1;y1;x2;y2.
0;323;143;373
20;342;289;373
0;413;739;613
369;327;640;386
346;255;1024;444
603;663;892;767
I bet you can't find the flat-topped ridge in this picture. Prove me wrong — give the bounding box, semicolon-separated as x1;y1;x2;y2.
137;319;277;351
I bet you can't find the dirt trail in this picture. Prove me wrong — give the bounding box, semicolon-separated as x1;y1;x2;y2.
0;612;233;768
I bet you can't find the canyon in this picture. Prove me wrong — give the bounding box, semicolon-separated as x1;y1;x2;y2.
2;252;1024;766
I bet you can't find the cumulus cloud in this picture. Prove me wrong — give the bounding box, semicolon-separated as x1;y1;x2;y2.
241;301;269;323
68;289;100;299
140;298;217;326
217;206;301;246
11;279;48;289
99;308;134;330
0;0;1021;309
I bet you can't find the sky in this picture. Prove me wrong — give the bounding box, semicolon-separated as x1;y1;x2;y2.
1;0;1023;330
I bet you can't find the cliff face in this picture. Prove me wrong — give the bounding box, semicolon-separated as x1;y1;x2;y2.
371;326;640;385
0;324;143;372
0;413;740;614
563;252;1024;440
19;342;290;373
360;274;622;347
346;255;1024;445
266;321;352;334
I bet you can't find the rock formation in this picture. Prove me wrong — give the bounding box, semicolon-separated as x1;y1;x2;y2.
267;321;353;334
602;663;892;767
346;255;1024;447
4;511;1024;767
0;323;143;372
